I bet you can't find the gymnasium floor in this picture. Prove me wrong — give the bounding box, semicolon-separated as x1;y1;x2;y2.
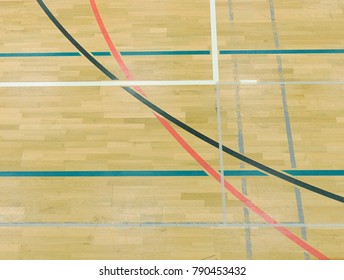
0;0;343;259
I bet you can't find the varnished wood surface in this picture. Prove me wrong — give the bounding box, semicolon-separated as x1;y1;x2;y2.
0;0;343;259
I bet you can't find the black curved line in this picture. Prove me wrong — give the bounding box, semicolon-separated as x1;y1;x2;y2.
36;0;344;204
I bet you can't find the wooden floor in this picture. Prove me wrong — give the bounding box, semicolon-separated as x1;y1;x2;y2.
0;0;343;259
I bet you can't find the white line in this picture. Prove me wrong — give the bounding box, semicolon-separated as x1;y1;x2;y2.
240;80;258;84
1;80;344;88
210;0;225;223
223;80;344;85
210;0;219;82
1;222;344;228
0;80;216;87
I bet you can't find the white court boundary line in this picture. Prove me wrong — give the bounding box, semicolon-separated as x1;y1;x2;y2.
1;80;344;87
210;0;227;224
210;0;219;82
0;80;215;87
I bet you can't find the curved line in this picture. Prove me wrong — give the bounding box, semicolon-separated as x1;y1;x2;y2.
124;86;344;204
88;0;342;212
36;0;343;205
89;1;134;82
36;0;331;259
88;0;332;260
156;114;330;260
89;1;343;207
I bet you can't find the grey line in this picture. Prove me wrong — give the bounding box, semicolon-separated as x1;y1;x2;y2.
228;0;234;21
269;0;309;260
269;0;279;49
216;83;228;224
233;61;253;259
229;4;253;259
276;57;297;167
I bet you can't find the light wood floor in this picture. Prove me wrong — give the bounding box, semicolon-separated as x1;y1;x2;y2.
0;0;343;259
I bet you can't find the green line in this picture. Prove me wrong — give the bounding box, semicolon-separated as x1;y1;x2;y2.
2;49;344;58
284;170;344;176
0;170;343;177
0;52;81;57
120;50;210;56
220;49;344;55
0;50;210;58
224;170;266;176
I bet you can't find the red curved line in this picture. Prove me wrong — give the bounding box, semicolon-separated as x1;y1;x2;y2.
89;0;329;260
89;0;146;97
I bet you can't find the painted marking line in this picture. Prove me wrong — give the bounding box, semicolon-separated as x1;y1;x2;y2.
210;0;226;223
2;80;344;87
36;0;334;258
223;81;344;85
0;50;210;57
240;80;258;84
1;222;344;229
1;48;344;57
0;80;215;87
0;170;343;177
216;84;228;224
287;170;344;176
229;1;252;259
120;50;210;56
89;0;227;227
268;0;309;260
210;0;220;82
0;52;82;57
234;58;253;260
220;49;344;55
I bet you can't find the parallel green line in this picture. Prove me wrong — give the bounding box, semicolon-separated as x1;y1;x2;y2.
0;170;343;177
